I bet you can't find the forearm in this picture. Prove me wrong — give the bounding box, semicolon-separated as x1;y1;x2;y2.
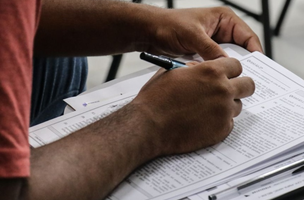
25;103;158;200
34;0;161;56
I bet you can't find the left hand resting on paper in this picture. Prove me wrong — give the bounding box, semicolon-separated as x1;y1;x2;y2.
143;6;263;60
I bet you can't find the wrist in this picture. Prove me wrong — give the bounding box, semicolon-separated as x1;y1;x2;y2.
127;101;162;160
129;98;168;158
120;3;167;52
105;101;161;164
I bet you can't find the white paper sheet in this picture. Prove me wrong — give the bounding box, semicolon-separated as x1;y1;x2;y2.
30;91;137;148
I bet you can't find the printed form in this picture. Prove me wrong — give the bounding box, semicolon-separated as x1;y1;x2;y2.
29;52;304;200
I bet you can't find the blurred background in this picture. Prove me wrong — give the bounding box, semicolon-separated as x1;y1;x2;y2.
87;0;304;89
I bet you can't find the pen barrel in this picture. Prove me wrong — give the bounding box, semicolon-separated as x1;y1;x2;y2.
209;188;239;200
140;52;172;70
238;168;298;194
209;161;304;200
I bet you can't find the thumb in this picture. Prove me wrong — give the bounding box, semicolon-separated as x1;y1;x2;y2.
195;33;228;60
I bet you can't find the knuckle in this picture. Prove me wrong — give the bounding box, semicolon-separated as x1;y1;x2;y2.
217;57;243;75
219;83;234;98
186;61;200;67
202;43;218;55
215;98;233;118
203;62;223;77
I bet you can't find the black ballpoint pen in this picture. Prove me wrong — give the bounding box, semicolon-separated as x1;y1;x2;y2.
140;52;187;70
209;157;304;200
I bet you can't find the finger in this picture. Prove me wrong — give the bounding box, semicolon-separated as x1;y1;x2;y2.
212;8;263;53
210;57;243;79
194;31;228;60
229;76;255;99
186;61;200;67
232;21;263;53
242;35;264;53
233;99;243;117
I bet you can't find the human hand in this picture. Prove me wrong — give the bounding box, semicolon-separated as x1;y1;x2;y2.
144;6;262;60
132;58;255;155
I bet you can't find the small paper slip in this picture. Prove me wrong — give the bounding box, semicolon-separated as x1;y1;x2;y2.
64;67;157;111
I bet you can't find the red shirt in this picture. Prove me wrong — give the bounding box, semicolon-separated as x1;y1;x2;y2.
0;0;41;177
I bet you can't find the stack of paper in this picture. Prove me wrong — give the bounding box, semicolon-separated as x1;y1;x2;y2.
29;44;304;200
